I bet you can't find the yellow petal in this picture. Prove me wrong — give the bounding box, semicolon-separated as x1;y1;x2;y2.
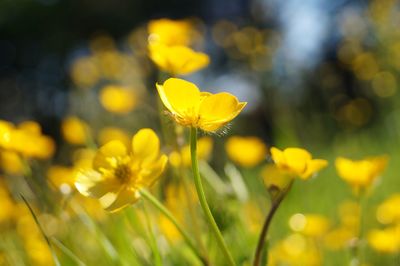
100;188;139;212
132;128;160;164
283;148;312;175
198;92;246;132
138;154;168;187
93;140;127;171
300;159;328;180
156;78;201;118
270;147;286;167
75;170;120;198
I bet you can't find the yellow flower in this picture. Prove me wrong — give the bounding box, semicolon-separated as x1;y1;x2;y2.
98;127;130;147
157;78;246;132
148;18;194;46
70;56;100;88
270;147;328;180
335;156;388;189
169;136;213;167
47;165;76;194
0;150;24;175
376;194;400;225
261;164;292;195
0;120;14;149
289;213;330;238
149;44;209;76
9;121;55;159
75;128;168;212
368;226;400;253
99;85;137;114
61;116;91;145
0;182;14;224
225;136;267;167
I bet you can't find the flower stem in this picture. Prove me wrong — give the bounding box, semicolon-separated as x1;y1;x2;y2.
253;179;294;266
190;127;236;266
140;189;208;265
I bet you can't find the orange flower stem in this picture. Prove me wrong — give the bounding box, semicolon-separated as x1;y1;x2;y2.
253;179;294;266
190;127;236;266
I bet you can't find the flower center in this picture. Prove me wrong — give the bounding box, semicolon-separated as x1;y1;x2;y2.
114;163;132;183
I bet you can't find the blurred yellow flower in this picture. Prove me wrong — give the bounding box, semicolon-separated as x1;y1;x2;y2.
148;18;194;46
70;56;100;88
98;127;130;147
324;226;356;250
268;233;322;266
376;194;400;225
99;85;137;114
289;213;330;238
0;120;14;149
61;116;91;145
75;128;168;212
270;147;328;180
157;78;246;132
149;44;209;76
0;150;24;175
335;156;388;190
169;136;213;167
47;165;76;194
9;121;55;159
225;136;267;167
368;226;400;253
0;182;14;224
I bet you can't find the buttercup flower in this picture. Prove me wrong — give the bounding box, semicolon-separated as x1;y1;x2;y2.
148;18;194;46
62;116;91;145
156;78;246;132
270;147;328;180
335;156;388;189
289;213;330;238
376;194;400;225
149;44;209;76
99;85;137;114
225;136;267;167
75;128;168;212
368;226;400;253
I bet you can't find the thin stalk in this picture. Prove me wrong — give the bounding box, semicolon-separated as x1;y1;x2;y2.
141;201;163;266
140;189;208;265
353;192;367;266
190;127;236;266
253;180;294;266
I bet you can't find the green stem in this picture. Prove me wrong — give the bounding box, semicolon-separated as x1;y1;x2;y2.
253;179;294;266
353;192;367;266
140;189;208;265
141;201;163;266
190;127;236;266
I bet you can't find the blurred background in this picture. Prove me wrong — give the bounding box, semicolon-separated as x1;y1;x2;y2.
1;0;400;265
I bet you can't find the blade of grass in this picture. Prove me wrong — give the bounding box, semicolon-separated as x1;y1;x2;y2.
51;237;87;266
20;194;61;266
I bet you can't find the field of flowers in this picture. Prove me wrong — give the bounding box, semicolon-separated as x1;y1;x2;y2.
0;0;400;265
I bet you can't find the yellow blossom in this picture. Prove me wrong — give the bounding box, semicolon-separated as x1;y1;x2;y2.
0;150;24;175
148;18;194;46
270;147;328;180
98;127;130;147
225;136;267;167
8;121;55;159
324;226;357;250
75;128;168;212
376;194;400;225
157;78;246;132
61;116;91;145
47;165;76;194
0;182;14;224
169;137;213;167
261;164;292;195
149;44;209;75
0;120;14;149
368;226;400;253
99;85;137;114
70;56;100;88
335;155;388;189
289;213;330;238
